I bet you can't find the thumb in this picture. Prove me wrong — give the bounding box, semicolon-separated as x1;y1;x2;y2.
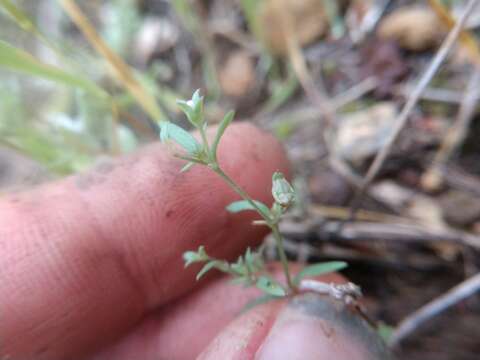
199;293;391;360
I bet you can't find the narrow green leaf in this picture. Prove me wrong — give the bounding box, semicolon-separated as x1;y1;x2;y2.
241;294;277;313
256;276;286;297
226;200;270;217
160;122;202;155
180;161;195;173
0;0;37;32
196;260;220;280
0;40;107;98
293;261;348;285
212;110;234;159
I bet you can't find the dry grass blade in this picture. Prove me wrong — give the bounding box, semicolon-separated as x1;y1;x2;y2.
58;0;166;123
348;0;479;219
273;0;335;127
422;68;480;190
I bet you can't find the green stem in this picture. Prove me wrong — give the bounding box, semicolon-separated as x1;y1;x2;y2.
272;225;293;290
199;126;210;156
213;164;293;291
214;166;271;221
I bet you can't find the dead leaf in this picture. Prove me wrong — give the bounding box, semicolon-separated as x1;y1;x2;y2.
333;102;398;164
219;50;255;98
259;0;328;55
377;6;445;51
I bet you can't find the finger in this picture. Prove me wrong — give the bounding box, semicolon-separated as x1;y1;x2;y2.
199;293;390;360
0;123;289;360
91;264;345;360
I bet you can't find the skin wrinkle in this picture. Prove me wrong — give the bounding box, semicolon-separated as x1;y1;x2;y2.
8;207;68;316
73;184;149;311
131;153;201;309
57;211;144;357
2;181;147;358
141;183;211;305
72;158;164;310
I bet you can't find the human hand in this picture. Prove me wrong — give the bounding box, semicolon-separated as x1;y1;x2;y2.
0;123;387;359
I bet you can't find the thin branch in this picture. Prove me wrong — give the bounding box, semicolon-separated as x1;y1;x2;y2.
396;85;480;104
349;0;479;218
280;220;480;250
389;272;480;347
264;76;378;129
442;165;480;197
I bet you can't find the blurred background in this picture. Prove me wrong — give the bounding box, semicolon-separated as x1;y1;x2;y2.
2;0;480;358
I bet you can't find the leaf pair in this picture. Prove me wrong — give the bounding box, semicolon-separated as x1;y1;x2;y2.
184;246;224;281
183;246;208;267
176;89;204;128
161;90;235;165
195;260;229;281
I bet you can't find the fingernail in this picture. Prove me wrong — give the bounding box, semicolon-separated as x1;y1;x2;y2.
255;293;391;360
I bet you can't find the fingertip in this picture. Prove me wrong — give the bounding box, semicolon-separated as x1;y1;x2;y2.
199;293;390;360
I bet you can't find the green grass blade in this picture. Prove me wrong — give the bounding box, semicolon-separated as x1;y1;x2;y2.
0;40;108;99
0;0;38;33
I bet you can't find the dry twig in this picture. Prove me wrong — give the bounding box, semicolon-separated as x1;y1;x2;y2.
280;220;480;250
389;272;480;347
273;0;336;127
